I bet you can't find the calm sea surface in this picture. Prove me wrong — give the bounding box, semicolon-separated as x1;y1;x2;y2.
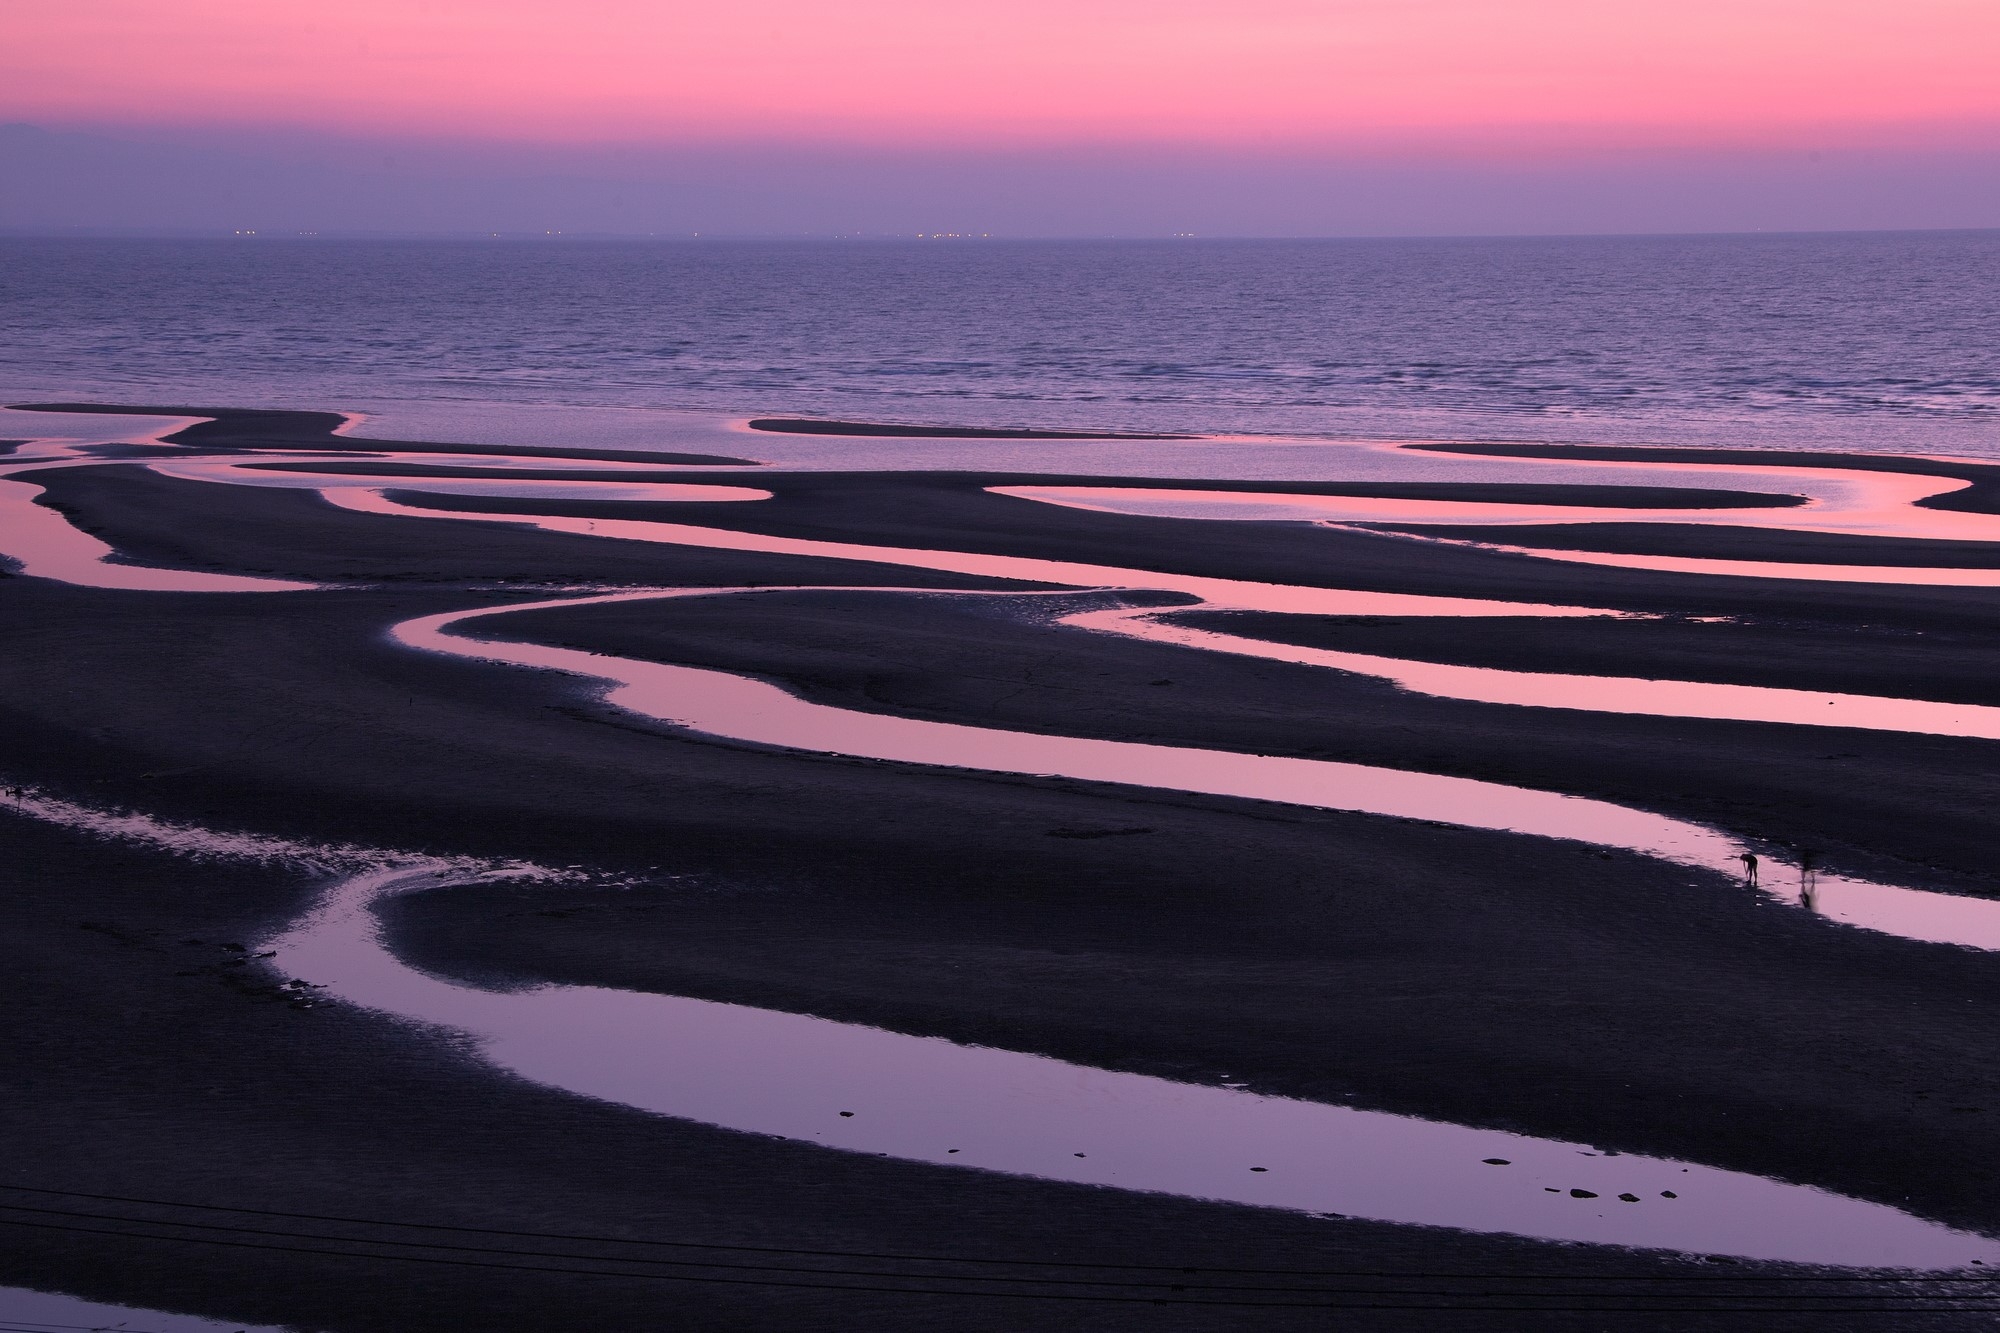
2;232;1996;455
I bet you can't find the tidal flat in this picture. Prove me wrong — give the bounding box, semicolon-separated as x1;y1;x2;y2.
7;403;2000;1329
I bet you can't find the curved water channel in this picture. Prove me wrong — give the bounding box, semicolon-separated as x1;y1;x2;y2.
994;463;2000;586
10;413;2000;946
5;784;1995;1269
1069;606;2000;742
398;586;2000;953
11;408;2000;1267
993;455;2000;544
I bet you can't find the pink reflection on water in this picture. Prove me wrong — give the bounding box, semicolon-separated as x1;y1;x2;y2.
266;862;1998;1268
0;474;321;591
995;484;1816;528
293;450;762;474
325;489;1614;618
1416;538;2000;588
392;587;2000;956
0;446;764;589
1776;875;2000;952
396;590;1730;861
152;458;772;504
1069;607;2000;741
0;407;206;451
1384;450;2000;546
16;781;1986;1264
10;743;1998;1264
0;411;323;591
10;415;2000;1264
997;461;2000;583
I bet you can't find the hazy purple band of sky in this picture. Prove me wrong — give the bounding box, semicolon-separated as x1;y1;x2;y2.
4;122;1998;238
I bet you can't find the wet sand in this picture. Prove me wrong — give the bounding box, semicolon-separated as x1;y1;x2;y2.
7;406;2000;1328
1383;522;2000;568
1406;440;2000;516
746;416;1190;439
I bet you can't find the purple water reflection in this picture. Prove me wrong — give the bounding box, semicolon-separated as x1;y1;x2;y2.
267;862;1999;1268
329;489;1612;618
391;588;2000;954
14;776;1981;1267
13;416;2000;951
14;782;1985;1265
11;407;2000;1269
153;458;772;504
0;411;326;591
396;589;1716;858
1070;607;2000;742
1425;537;2000;588
0;470;322;593
997;465;2000;584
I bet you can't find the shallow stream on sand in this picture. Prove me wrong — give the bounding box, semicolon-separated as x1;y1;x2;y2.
12;406;2000;1270
259;862;2000;1269
10;407;2000;946
8;787;1990;1269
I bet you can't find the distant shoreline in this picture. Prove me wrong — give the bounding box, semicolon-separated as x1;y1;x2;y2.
746;416;1190;440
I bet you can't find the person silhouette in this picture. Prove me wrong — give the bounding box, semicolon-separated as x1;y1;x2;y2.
1739;852;1759;886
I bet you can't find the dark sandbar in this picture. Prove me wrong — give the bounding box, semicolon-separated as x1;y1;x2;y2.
747;416;1190;440
10;402;757;467
1409;440;2000;515
9;406;2000;1330
1380;520;2000;567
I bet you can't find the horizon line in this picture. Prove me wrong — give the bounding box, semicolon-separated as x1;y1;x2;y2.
5;225;2000;244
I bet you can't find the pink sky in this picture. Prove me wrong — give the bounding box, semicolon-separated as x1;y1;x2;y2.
6;0;1999;149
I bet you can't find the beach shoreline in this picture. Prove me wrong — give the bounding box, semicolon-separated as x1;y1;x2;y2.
7;403;2000;1328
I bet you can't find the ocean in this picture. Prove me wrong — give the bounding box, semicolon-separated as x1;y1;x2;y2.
14;230;2000;1313
2;230;1997;456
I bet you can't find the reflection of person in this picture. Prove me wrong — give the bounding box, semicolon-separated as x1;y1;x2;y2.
1798;849;1818;913
1739;852;1759;886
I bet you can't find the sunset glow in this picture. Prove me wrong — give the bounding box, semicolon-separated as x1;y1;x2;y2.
6;0;2000;148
